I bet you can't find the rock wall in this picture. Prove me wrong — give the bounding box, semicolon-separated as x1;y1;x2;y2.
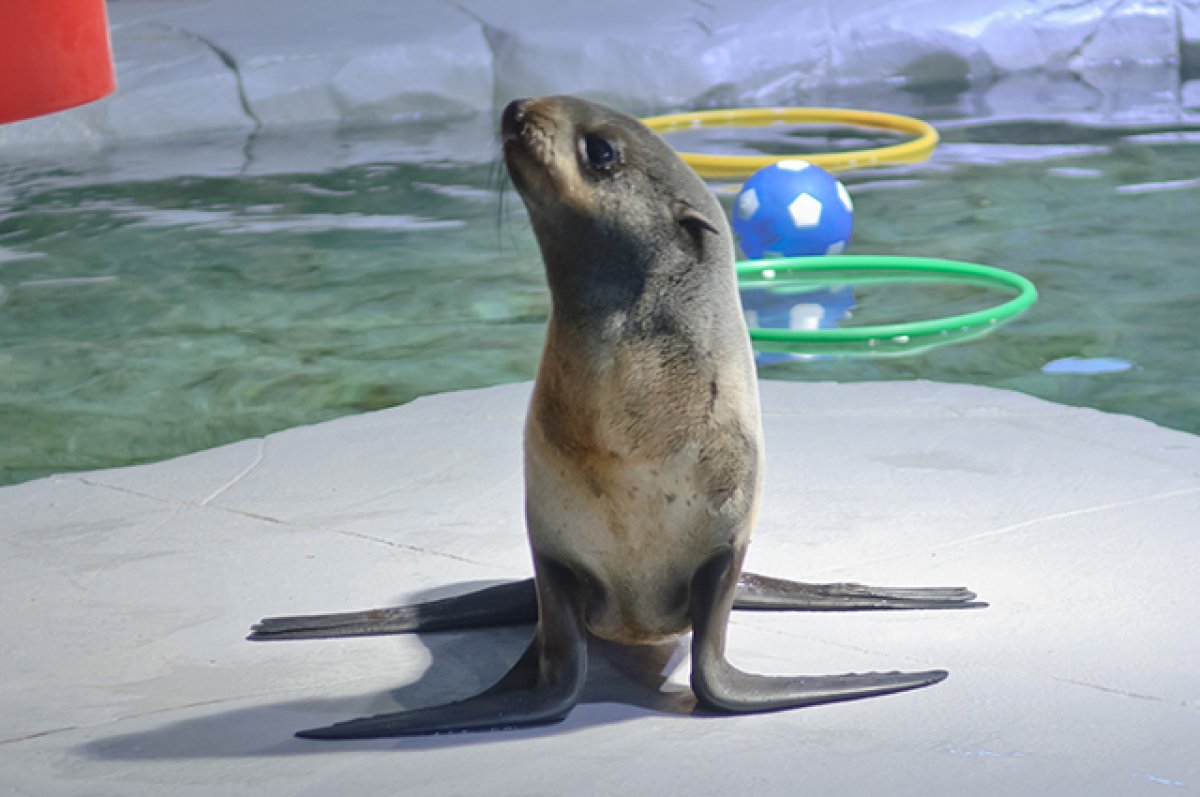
1;0;1198;153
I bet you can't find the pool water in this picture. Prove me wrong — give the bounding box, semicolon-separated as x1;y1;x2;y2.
1;116;1198;486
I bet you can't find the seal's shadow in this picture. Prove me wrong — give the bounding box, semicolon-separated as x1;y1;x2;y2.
78;582;699;760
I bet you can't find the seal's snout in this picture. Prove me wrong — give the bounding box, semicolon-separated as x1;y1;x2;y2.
502;98;530;139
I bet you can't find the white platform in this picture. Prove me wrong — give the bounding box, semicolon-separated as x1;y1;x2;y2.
2;380;1197;794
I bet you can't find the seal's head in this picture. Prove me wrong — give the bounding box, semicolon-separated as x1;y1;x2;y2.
501;96;733;319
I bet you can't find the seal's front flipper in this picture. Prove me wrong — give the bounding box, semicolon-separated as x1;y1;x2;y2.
735;572;984;612
691;552;948;714
248;579;537;641
296;558;586;739
247;569;980;642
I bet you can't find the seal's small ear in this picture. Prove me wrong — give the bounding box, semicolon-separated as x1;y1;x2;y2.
673;201;720;237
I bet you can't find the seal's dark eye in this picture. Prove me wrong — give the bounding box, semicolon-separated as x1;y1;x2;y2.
583;133;617;168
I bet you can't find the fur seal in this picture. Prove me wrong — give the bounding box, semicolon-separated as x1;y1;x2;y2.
250;96;981;739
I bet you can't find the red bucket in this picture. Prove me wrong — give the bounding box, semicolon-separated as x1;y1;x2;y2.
0;0;116;124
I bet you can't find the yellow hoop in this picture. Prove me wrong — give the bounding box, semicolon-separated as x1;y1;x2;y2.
640;107;939;179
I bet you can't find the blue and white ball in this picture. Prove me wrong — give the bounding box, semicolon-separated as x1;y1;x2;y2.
732;159;854;258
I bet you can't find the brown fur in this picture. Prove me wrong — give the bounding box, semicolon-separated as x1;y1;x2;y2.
505;96;762;644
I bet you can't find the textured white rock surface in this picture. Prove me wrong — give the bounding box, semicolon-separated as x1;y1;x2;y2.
1;380;1198;795
1;0;1196;151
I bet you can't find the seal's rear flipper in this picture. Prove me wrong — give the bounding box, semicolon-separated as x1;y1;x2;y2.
247;579;537;641
735;572;985;611
295;556;587;739
691;552;950;714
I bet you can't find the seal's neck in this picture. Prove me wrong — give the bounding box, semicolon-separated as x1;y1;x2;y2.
537;224;735;338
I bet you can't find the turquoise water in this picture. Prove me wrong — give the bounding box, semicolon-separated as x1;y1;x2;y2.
1;118;1198;485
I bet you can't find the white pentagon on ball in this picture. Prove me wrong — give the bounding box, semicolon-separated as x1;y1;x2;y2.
736;188;760;221
836;182;853;212
777;159;812;172
787;193;823;228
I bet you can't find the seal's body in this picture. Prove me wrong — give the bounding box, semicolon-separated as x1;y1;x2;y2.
526;339;759;644
513;96;763;645
250;96;980;740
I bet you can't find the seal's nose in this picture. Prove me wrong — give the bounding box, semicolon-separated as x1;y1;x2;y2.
501;98;529;138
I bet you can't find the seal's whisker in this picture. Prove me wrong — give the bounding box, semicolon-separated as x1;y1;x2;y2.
489;147;508;248
491;136;529;253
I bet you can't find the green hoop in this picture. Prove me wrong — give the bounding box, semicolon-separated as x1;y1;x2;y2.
736;255;1038;354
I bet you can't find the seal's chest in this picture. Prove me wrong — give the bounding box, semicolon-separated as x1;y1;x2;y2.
524;370;757;643
559;453;720;644
528;439;730;579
